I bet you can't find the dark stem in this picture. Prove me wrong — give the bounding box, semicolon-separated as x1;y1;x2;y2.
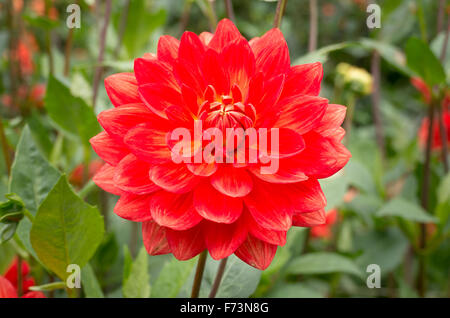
114;0;131;59
308;0;318;52
92;0;112;110
273;0;288;29
440;13;449;62
371;50;386;162
223;0;235;22
209;257;228;298
437;0;445;35
0;116;11;176
437;106;449;172
64;29;74;77
191;250;208;298
17;256;23;297
417;99;436;297
180;0;193;36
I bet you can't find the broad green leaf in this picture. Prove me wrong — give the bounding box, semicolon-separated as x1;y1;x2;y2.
319;172;349;210
345;159;376;194
376;198;438;223
45;76;100;145
294;42;355;65
9;126;61;258
0;241;15;273
286;252;363;278
266;283;323;298
30;175;104;280
151;257;196;298
81;263;104;298
179;255;261;298
123;246;151;298
355;228;408;275
405;38;446;87
431;31;450;78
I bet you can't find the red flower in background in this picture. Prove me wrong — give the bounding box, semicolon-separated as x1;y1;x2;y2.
0;258;45;298
418;111;450;150
411;77;450;109
310;209;338;239
1;84;46;112
91;19;351;270
69;159;104;188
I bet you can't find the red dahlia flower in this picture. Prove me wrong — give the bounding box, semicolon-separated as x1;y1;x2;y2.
0;258;45;298
418;110;450;150
91;19;351;270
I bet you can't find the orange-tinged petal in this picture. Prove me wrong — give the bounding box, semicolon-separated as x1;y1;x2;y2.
235;235;277;270
142;220;171;255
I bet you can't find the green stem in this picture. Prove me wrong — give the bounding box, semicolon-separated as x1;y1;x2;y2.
0;116;11;176
223;0;235;22
191;250;208;298
417;0;428;43
17;255;23;297
23;209;35;223
78;180;97;199
273;0;288;28
204;0;217;32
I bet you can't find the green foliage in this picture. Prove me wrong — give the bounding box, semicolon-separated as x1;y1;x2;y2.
376;197;438;223
45;76;100;146
30;175;104;280
122;246;151;298
151;257;196;298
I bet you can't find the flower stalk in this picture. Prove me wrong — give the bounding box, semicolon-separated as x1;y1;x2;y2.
191;250;208;298
223;0;235;22
273;0;288;29
308;0;318;52
209;257;228;298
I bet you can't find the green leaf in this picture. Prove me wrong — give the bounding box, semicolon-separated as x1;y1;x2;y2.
45;76;100;145
81;263;104;298
122;246;151;298
179;255;261;298
0;193;25;223
30;175;104;280
266;283;323;298
9;126;61;259
151;257;196;298
294;42;355;65
345;160;376;194
0;241;16;273
23;14;59;30
286;252;363;278
405;38;446;87
376;198;438;223
0;223;17;244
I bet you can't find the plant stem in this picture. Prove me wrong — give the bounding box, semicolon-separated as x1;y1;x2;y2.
205;0;217;32
180;0;193;36
64;29;74;77
417;99;436;297
417;0;428;43
437;0;445;35
209;257;228;298
223;0;235;22
308;0;318;52
17;255;23;297
371;50;386;163
92;0;112;110
273;0;288;29
0;116;11;176
191;250;208;298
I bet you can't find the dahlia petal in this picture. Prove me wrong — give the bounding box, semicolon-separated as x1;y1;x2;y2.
114;193;152;222
0;276;18;298
291;131;351;178
181;84;201;115
244;180;292;231
292;209;326;227
93;164;123;195
124;123;172;164
149;162;200;193
280;62;323;99
166;223;205;261
194;182;243;223
90;132;128;166
282;179;327;213
244;211;287;246
186;161;218;177
114;154;160;194
97;103;167;141
157;35;180;66
235;235;278;270
314;104;347;137
248;159;308;184
250;28;290;80
204;219;247;260
203;49;230;96
138;83;183;119
258;127;305;159
273;95;328;135
221;37;255;97
104;73;140;107
254;74;285;127
210;166;253;197
199;32;214;45
142;220;171;255
134;57;179;90
150;191;202;230
208;18;242;51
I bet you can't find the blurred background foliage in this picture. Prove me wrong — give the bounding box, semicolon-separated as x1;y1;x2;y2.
0;0;449;298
